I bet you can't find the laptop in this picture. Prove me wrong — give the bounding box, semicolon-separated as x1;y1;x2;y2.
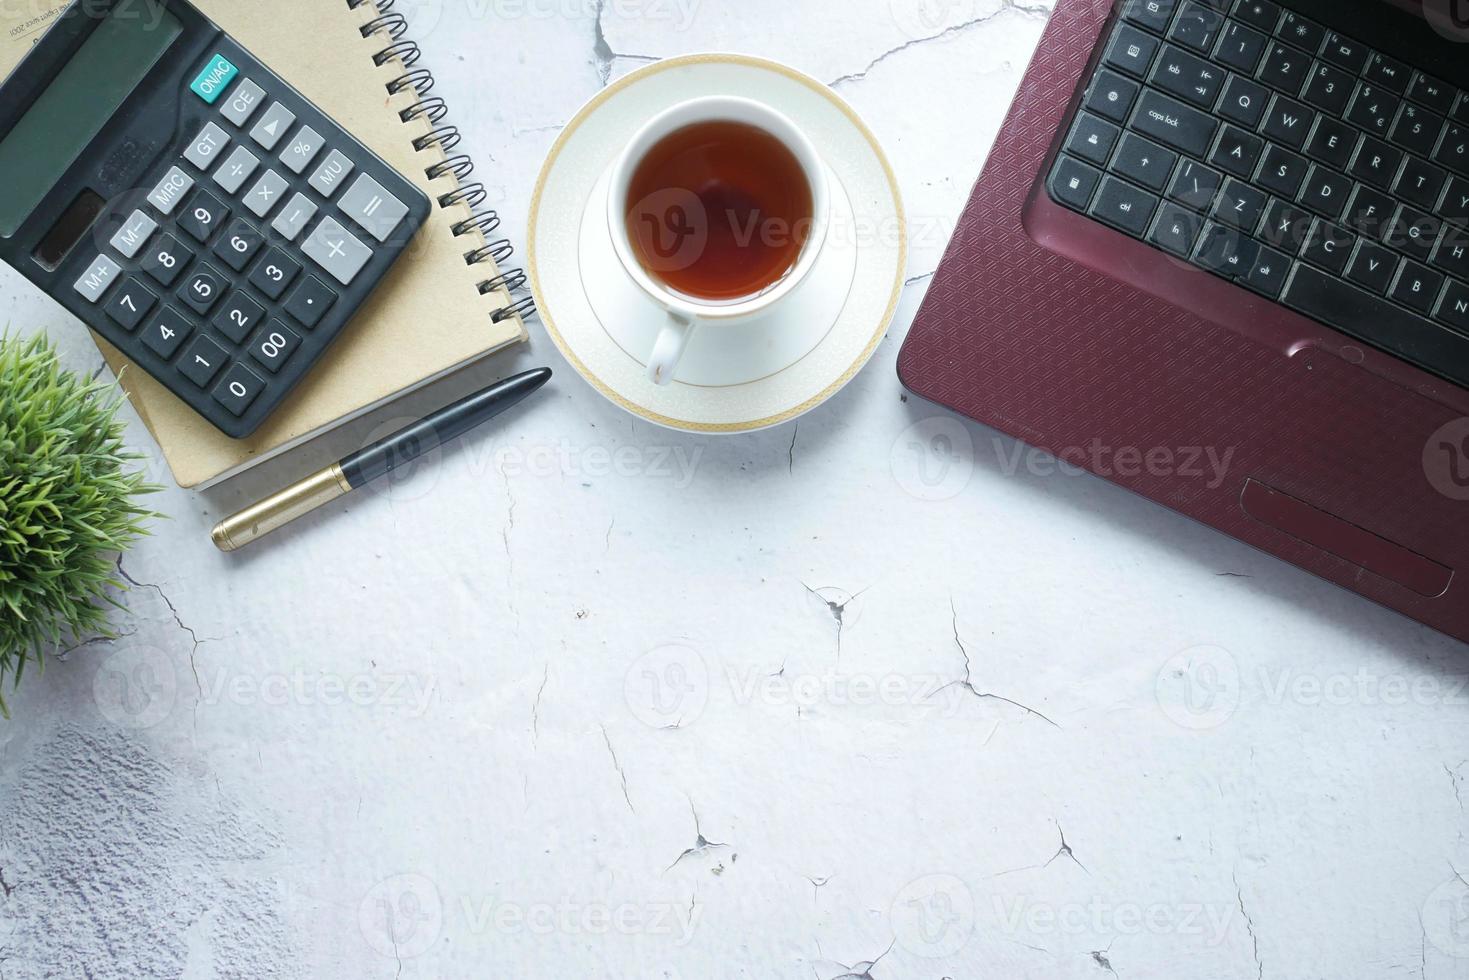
899;0;1469;643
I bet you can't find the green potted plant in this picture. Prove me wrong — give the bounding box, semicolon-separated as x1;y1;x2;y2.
0;333;160;717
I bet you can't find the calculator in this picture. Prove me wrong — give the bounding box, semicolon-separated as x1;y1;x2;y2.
0;0;431;438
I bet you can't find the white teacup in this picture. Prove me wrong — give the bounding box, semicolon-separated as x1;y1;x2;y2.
606;95;831;386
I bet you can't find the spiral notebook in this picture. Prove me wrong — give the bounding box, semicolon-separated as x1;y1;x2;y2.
0;0;533;489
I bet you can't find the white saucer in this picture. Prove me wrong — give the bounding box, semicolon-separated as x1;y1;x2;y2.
529;53;906;433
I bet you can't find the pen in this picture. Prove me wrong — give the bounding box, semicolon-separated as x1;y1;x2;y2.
211;367;553;552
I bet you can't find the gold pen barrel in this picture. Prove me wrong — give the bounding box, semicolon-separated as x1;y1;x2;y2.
211;464;354;552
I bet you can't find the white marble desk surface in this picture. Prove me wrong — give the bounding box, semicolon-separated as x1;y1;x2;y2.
1;1;1467;977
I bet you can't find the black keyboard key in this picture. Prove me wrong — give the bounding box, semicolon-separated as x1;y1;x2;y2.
1122;0;1177;34
1085;70;1141;123
1243;243;1291;297
1433;123;1469;176
103;277;156;332
1432;228;1469;280
212;363;266;418
1193;220;1259;276
139;306;193;361
212;219;267;273
1148;201;1207;256
1233;0;1281;32
1089;176;1159;235
1304;117;1359;171
1281;264;1469;387
1275;11;1323;52
1348;136;1404;190
248;248;302;301
1345;239;1400;294
1210;124;1263;177
1167;158;1224;210
1131;89;1217;156
179;263;226;315
248;321;302;374
1346;84;1400;137
1435;280;1469;334
177;335;226;388
1391;260;1445;314
1112;133;1178;192
1319;32;1369;74
1219;73;1269;127
1301;62;1353;116
1168;1;1224;53
1301;217;1356;273
178;191;230;244
1390;104;1445;158
1440;177;1469;228
140;233;193;288
1049;155;1102;210
1150;44;1224;108
1066;112;1120;165
1298;164;1352;218
1395;157;1448;211
1260;197;1312;250
1385;205;1439;262
1407;71;1457;115
1261;95;1315;149
211;290;267;343
1257;143;1309;197
1213;177;1268;230
283;276;338;328
1257;41;1307;94
1105;24;1160;78
1364;52;1410;94
1215;22;1267;74
1343;184;1396;238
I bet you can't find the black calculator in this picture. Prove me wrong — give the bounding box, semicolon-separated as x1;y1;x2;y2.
0;0;431;438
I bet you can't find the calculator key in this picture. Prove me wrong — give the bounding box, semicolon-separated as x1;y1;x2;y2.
220;77;265;126
73;254;121;303
212;363;267;417
141;233;194;287
103;277;157;331
283;275;338;328
212;290;267;343
147;166;195;216
140;306;193;360
244;169;290;218
338;173;411;243
184;121;231;170
108;209;158;259
213;219;266;272
179;264;227;315
248;321;301;373
270;192;318;242
249;248;302;299
1049;155;1101;210
250;101;296;151
212;145;260;195
308;149;356;198
178;190;231;243
279;125;324;174
190;53;238;104
178;335;227;388
302;216;373;285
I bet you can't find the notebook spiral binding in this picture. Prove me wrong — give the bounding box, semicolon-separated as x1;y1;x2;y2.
347;0;537;325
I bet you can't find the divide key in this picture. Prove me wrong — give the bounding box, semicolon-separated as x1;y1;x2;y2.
1129;89;1217;158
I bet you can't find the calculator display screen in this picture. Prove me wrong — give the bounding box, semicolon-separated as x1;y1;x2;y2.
0;4;183;237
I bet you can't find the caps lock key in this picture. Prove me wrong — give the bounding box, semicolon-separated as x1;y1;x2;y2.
1129;89;1217;158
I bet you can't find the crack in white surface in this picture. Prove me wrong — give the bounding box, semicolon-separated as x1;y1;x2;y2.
1234;871;1263;980
665;799;728;872
591;0;659;86
531;663;550;749
941;598;1060;727
600;724;636;814
802;584;867;662
829;0;1050;88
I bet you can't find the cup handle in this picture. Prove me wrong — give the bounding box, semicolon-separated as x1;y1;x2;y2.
647;313;697;386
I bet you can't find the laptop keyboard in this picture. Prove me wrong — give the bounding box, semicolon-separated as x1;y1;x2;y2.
1047;0;1469;389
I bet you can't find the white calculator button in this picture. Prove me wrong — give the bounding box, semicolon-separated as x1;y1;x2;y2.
270;192;318;242
279;125;324;174
245;169;290;218
221;77;265;127
302;216;373;285
212;145;260;195
184;122;231;170
147;166;195;215
250;101;296;151
74;254;121;303
108;210;158;259
308;149;355;198
338;173;411;243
